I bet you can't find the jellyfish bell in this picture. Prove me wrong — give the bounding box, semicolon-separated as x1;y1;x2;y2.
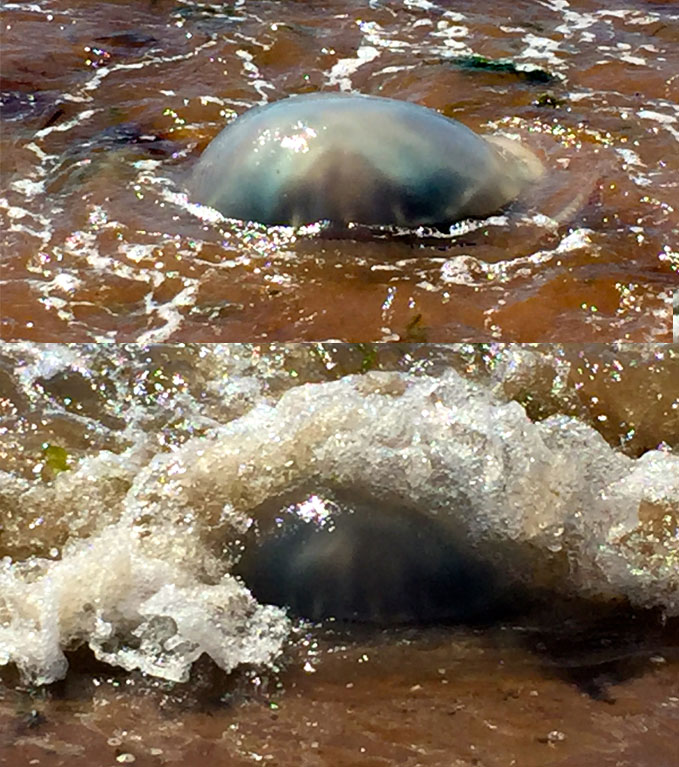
233;493;515;625
189;92;543;229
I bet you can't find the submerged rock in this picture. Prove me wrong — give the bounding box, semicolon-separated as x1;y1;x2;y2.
189;92;543;228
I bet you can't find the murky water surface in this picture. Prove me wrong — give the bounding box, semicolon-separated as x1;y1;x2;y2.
2;618;679;767
0;342;678;764
1;0;677;341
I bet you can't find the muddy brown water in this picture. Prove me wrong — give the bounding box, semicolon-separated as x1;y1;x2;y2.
1;0;677;341
2;613;679;767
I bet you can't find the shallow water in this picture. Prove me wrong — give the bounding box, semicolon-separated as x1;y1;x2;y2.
1;342;679;764
1;0;677;341
2;618;679;767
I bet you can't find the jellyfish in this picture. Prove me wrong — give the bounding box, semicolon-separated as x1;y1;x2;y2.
189;92;543;228
234;492;513;624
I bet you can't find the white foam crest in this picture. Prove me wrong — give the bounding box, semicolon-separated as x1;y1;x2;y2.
440;227;594;286
75;39;219;103
235;47;275;104
2;3;57;13
123;369;679;612
403;0;439;11
440;256;494;286
517;33;565;69
0;525;288;684
1;201;53;257
35;109;97;139
637;109;677;124
427;18;473;56
12;344;86;389
9;177;47;198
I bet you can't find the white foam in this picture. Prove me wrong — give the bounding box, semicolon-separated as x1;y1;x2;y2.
0;525;288;684
326;45;381;91
136;281;199;343
518;33;564;68
637;109;677;124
